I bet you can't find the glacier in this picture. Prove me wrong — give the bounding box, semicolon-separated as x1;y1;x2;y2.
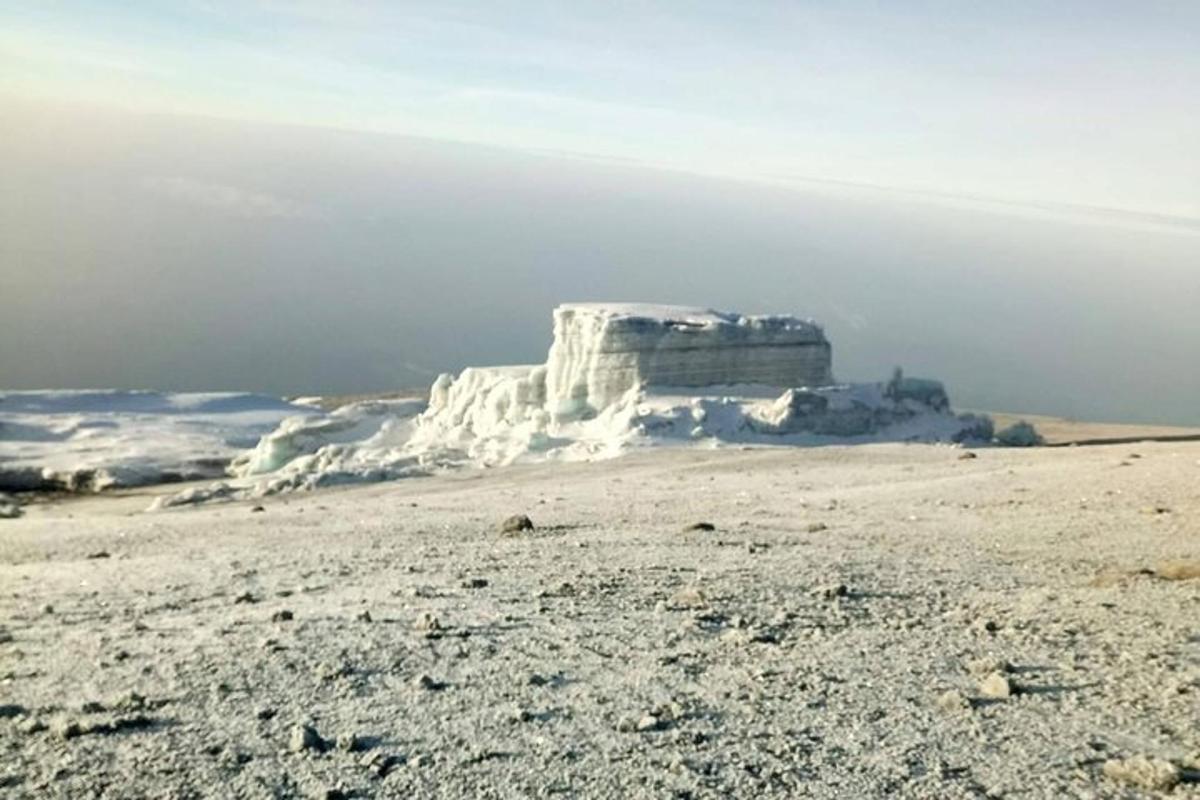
153;303;989;507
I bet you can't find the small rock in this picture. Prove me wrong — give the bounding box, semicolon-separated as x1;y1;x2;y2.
635;714;662;732
271;610;294;622
683;522;716;532
936;690;972;713
812;583;848;601
40;604;54;615
0;704;26;719
805;522;828;533
414;613;442;638
355;610;373;623
17;717;47;735
255;707;277;720
500;514;534;534
0;502;22;519
461;578;489;589
250;505;265;513
1102;756;1181;791
966;656;1012;677
315;661;352;682
335;732;361;752
85;551;110;560
50;718;83;740
233;592;258;605
288;723;327;753
957;451;978;460
665;587;708;610
360;751;403;777
414;674;446;691
527;673;550;687
978;672;1014;699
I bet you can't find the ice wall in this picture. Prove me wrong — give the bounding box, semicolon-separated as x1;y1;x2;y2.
544;304;832;417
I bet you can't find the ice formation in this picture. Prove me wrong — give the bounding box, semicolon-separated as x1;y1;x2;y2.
544;304;832;415
0;391;312;491
151;303;988;507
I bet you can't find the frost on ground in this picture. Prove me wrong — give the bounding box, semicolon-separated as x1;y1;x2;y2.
2;442;1198;798
0;391;313;492
160;304;992;507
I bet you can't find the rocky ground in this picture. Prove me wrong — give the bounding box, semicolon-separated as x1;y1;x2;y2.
1;441;1199;798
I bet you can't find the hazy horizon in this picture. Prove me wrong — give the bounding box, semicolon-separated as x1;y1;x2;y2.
3;2;1199;426
4;100;1198;426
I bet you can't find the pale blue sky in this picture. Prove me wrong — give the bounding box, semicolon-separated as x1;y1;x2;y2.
4;1;1199;219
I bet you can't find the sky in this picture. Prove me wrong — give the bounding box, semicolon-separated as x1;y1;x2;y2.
2;2;1199;423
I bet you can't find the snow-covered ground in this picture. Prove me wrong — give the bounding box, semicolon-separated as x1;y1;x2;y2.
0;391;315;491
3;440;1198;798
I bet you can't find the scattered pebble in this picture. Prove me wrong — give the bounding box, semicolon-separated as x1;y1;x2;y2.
936;690;972;713
360;751;404;777
85;551;111;560
683;521;716;532
635;714;662;732
500;514;535;534
461;578;489;589
415;613;443;638
355;610;373;623
233;592;258;605
335;732;361;752
805;522;828;533
288;723;327;753
966;656;1012;678
270;609;294;622
414;674;446;691
1101;756;1181;791
812;583;848;601
665;587;708;610
978;672;1014;699
0;704;27;719
957;451;978;460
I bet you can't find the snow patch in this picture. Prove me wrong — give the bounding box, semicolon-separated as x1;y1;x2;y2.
0;390;313;492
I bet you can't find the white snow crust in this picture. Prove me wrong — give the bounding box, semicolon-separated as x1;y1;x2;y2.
0;390;312;491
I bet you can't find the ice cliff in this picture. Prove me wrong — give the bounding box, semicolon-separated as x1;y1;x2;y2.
544;304;833;416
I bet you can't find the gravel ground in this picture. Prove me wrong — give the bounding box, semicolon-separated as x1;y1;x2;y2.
1;442;1198;799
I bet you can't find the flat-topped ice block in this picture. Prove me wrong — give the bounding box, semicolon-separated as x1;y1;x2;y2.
545;303;833;415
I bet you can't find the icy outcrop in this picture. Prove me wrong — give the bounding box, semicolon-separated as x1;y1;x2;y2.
154;303;991;508
545;304;832;416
